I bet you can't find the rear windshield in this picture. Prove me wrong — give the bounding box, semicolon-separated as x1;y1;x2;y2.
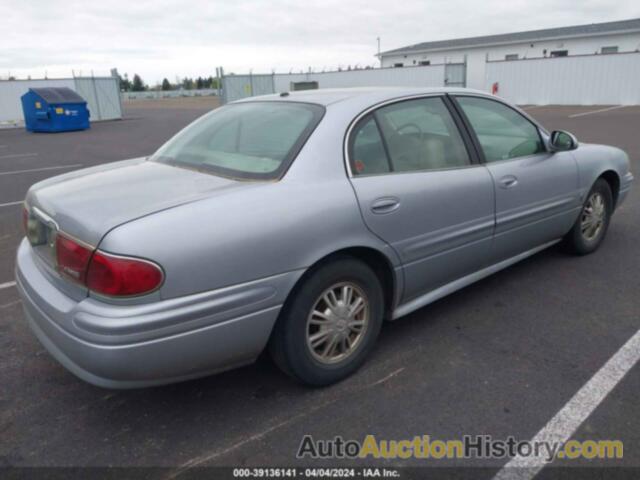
151;101;324;180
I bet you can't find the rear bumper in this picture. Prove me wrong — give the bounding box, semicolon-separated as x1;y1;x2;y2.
15;239;303;389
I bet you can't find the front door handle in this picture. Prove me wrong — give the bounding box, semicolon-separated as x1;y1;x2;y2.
371;197;400;214
499;175;518;189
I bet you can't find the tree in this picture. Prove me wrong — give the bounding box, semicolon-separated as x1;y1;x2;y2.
196;76;204;89
161;78;172;91
118;73;132;92
131;74;146;92
181;77;194;90
207;76;219;89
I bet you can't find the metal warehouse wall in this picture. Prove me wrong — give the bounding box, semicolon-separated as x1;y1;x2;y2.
381;32;640;68
123;89;218;100
0;79;75;123
273;65;447;92
485;53;640;105
0;77;122;124
222;74;275;103
73;78;122;121
221;64;453;103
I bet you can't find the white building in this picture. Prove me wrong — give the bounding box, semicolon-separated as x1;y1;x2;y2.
378;18;640;90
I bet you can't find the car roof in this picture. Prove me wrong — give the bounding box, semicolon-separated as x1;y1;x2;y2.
233;87;492;107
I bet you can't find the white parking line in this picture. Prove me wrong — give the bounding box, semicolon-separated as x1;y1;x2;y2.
0;201;23;208
0;281;17;290
0;153;38;160
0;299;21;309
493;328;640;480
0;164;83;176
568;105;626;118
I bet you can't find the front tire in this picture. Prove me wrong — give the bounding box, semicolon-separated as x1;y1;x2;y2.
269;256;384;386
563;178;613;255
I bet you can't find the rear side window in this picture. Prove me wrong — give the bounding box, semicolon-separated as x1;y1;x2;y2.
455;96;544;162
152;102;324;180
350;116;391;175
349;97;470;175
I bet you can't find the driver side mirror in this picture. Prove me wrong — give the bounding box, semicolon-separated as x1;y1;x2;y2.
550;130;578;152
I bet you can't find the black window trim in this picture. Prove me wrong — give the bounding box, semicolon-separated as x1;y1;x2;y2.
447;93;550;165
344;94;482;178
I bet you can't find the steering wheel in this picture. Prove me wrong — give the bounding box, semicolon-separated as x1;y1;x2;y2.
397;122;423;139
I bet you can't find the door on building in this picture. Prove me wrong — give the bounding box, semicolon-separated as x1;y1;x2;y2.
444;63;466;87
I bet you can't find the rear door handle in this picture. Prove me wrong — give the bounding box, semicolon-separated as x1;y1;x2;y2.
499;175;518;189
371;197;400;214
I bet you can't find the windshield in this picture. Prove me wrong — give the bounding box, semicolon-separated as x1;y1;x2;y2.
151;101;324;180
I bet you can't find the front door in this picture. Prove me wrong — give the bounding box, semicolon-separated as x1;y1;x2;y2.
347;96;495;303
452;95;581;262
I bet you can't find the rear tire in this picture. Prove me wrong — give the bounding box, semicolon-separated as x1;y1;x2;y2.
563;178;613;255
269;256;384;386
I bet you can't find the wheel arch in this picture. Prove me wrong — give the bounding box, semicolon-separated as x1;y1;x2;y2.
599;170;621;208
279;246;399;325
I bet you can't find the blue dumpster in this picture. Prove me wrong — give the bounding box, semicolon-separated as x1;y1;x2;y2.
21;87;90;133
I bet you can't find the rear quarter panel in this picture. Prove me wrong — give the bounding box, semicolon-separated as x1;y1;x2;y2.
97;103;402;302
98;177;398;300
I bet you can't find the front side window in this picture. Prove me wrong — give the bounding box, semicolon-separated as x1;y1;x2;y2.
455;96;545;162
152;102;324;180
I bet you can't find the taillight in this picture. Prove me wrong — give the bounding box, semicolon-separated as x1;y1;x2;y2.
86;251;163;297
54;231;163;296
25;207;162;297
56;234;93;283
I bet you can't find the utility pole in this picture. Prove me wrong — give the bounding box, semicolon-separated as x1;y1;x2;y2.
377;37;381;67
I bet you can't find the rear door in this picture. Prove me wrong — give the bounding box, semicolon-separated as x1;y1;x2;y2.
451;95;581;262
347;95;495;303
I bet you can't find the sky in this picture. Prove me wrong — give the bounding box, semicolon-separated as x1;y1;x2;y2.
2;0;639;85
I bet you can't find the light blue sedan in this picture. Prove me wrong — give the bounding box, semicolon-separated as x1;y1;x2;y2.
16;88;633;388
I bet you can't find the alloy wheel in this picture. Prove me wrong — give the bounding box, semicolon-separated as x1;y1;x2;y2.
580;192;606;242
306;282;369;365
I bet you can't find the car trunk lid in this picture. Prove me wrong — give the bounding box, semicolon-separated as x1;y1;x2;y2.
26;158;241;245
24;158;244;298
